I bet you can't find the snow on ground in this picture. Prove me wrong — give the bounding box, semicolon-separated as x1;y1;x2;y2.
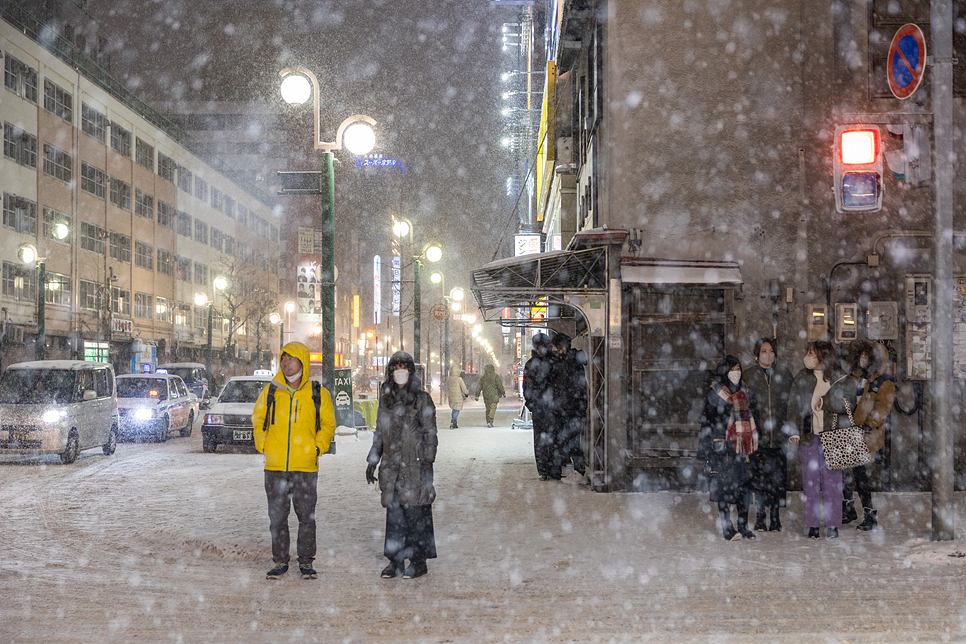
1;398;965;644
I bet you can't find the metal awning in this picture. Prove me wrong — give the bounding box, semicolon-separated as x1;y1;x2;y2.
471;246;608;321
621;258;742;285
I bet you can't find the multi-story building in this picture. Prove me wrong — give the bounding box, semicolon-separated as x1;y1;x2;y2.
0;13;279;376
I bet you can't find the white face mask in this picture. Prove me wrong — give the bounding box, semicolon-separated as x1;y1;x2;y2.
859;356;870;370
284;371;301;384
804;355;818;370
728;371;742;385
393;369;410;386
758;353;775;368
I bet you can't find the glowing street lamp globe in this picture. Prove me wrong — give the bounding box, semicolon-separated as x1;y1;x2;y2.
425;245;442;263
343;122;376;156
280;74;312;105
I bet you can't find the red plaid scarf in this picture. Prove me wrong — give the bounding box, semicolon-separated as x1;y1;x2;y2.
713;382;758;455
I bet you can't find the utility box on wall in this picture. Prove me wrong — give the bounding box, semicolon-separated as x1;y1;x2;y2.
835;303;858;343
806;304;828;342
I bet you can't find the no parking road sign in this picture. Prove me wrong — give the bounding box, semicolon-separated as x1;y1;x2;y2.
888;24;926;100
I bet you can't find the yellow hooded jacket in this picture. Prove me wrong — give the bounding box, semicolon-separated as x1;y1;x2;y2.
251;341;336;472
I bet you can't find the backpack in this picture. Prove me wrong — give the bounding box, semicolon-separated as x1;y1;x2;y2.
260;380;327;452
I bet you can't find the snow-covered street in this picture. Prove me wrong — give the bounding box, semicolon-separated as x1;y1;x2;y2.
1;399;965;644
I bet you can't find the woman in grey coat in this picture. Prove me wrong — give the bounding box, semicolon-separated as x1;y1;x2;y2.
366;351;438;579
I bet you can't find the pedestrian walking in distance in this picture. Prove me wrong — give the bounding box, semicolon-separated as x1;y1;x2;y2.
446;371;469;429
475;363;505;428
251;342;336;580
366;351;438;580
524;333;557;480
698;356;760;540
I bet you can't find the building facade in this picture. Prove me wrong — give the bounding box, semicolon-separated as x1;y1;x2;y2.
475;0;966;492
0;15;280;377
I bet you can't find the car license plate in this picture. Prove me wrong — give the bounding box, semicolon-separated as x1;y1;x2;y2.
10;430;29;442
233;430;252;441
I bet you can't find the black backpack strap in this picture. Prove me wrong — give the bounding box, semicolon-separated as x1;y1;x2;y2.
261;382;277;433
312;381;322;434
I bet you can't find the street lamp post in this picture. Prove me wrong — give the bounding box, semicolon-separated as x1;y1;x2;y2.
18;244;46;360
280;66;376;391
392;218;441;367
195;276;226;383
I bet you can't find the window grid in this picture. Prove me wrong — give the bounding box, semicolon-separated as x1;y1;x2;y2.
110;177;132;210
157;152;176;183
224;196;236;219
2;260;37;302
195;177;208;202
5;55;38;103
81;103;108;143
177;257;192;282
79;279;102;310
225;236;235;257
156;297;173;324
109;231;132;263
194;220;208;244
111;122;132;157
43;79;73;123
111;286;131;316
194;263;208;286
134;292;153;320
237;204;248;226
43;207;71;244
81;162;107;199
211;186;223;211
45;271;71;307
157;201;176;229
43;143;72;183
134;240;154;270
210;228;224;253
135;137;154;170
177;210;191;237
4;122;37;168
80;222;106;254
3;193;36;235
134;189;154;220
177;166;192;193
157;249;175;276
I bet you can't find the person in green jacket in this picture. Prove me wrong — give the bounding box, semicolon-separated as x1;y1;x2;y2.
252;341;336;580
475;363;505;428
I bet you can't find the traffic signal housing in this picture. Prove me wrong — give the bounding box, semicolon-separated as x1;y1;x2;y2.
833;125;883;213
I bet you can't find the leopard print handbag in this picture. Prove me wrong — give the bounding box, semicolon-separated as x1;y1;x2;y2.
822;398;874;470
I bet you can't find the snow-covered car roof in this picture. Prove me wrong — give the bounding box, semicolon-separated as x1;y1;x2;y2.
4;360;112;371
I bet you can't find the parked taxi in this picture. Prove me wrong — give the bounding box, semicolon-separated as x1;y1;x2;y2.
116;373;199;442
201;373;273;453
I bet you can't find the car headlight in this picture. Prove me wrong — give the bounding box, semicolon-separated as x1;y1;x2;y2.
204;414;223;425
135;408;156;420
42;409;67;423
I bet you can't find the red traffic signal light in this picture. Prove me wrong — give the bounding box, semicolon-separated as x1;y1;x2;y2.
834;125;883;213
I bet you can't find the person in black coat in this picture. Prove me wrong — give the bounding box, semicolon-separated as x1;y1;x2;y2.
365;351;438;579
550;333;588;484
698;356;761;540
523;333;557;480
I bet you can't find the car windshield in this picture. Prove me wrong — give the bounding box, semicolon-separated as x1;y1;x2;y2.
0;369;77;405
164;368;197;383
218;380;268;403
117;378;167;399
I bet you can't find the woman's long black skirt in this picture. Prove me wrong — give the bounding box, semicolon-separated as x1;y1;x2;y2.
384;503;437;563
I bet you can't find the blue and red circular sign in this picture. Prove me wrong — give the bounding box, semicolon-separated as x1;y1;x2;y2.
888;24;926;100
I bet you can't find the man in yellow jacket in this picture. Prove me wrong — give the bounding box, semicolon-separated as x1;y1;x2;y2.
252;341;336;580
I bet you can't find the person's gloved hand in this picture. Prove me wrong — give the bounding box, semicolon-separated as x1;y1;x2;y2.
366;462;377;484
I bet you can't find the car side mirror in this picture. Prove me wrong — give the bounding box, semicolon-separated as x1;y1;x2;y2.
83;390;97;401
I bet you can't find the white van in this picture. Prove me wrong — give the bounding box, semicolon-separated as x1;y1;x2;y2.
0;360;119;464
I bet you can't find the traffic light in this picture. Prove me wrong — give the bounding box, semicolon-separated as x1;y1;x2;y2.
833;125;883;213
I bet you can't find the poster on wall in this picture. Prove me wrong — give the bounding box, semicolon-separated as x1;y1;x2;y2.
297;262;323;322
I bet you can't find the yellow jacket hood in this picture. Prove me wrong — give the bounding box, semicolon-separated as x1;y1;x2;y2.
276;341;311;388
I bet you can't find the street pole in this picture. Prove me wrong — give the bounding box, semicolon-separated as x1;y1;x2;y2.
414;259;421;365
318;151;337;391
461;323;465;373
205;302;214;379
444;302;450;381
931;0;955;541
279;322;284;353
36;260;45;361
